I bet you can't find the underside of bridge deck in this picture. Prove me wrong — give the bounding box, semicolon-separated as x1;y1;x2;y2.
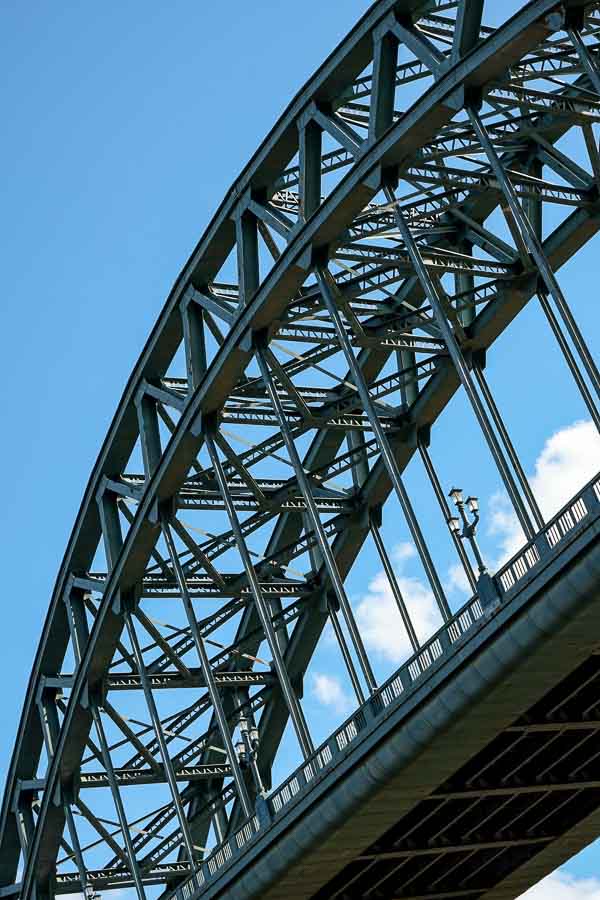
311;650;600;900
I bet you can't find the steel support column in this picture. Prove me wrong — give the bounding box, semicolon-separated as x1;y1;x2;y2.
455;240;476;329
204;425;314;758
299;117;322;222
162;520;253;818
383;182;536;541
468;106;600;400
300;511;367;705
124;613;197;864
369;511;420;652
473;365;544;530
63;805;90;900
537;291;600;431
525;157;600;431
257;344;377;695
568;26;600;96
316;265;451;622
91;704;147;900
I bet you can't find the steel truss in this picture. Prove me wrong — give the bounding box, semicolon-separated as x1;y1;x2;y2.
2;1;600;899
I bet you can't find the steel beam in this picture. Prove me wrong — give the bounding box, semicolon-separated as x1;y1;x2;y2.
257;343;377;695
124;613;196;864
317;265;451;621
468;106;600;400
204;425;314;758
91;704;147;900
384;184;537;541
162;519;253;818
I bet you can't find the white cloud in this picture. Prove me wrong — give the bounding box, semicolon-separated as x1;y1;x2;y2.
519;871;600;899
489;488;526;564
446;561;472;596
349;420;600;660
355;542;443;664
532;420;600;516
311;672;353;714
392;542;417;565
490;419;600;565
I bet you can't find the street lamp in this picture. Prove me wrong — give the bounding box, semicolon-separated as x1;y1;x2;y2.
466;495;479;515
235;711;265;796
448;486;464;506
235;740;248;767
448;486;486;575
249;726;260;750
447;484;500;610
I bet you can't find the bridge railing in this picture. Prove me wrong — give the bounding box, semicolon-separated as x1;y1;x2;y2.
496;475;600;593
169;471;600;900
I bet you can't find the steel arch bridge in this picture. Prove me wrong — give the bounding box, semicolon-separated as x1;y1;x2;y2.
4;1;600;898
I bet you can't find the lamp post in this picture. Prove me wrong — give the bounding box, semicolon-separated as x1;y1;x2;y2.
235;712;265;798
448;487;500;610
448;488;487;575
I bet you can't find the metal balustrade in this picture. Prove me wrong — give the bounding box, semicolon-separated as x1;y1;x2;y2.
168;472;600;900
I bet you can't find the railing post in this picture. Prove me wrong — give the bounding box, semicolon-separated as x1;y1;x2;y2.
477;571;501;611
438;626;452;653
582;481;600;514
534;531;552;561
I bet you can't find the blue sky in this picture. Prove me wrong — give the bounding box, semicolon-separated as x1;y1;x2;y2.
2;2;600;897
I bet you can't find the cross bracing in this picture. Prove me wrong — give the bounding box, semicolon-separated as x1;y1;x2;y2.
3;1;600;899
